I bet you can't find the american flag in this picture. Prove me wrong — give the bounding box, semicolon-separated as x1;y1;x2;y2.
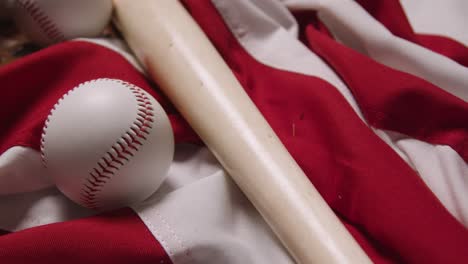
0;0;467;263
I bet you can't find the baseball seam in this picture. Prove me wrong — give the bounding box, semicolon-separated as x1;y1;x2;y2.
41;79;155;209
16;0;65;43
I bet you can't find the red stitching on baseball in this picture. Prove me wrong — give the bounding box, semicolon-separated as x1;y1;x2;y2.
41;79;156;209
16;0;65;43
78;81;155;209
90;173;107;184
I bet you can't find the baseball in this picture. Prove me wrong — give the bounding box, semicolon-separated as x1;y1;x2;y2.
13;0;112;46
41;78;174;210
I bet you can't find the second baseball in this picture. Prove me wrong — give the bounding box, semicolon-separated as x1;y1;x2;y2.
13;0;112;46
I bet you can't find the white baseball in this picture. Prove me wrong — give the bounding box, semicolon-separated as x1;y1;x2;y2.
13;0;112;46
41;78;174;210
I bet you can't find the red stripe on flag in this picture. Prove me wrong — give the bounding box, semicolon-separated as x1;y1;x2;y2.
304;26;468;162
0;208;172;264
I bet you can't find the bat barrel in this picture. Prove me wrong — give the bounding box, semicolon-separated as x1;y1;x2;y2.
113;0;372;263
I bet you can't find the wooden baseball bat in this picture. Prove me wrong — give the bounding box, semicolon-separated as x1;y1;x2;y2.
112;0;371;263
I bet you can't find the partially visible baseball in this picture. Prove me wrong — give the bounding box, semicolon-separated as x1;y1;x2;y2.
41;78;174;210
13;0;112;46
